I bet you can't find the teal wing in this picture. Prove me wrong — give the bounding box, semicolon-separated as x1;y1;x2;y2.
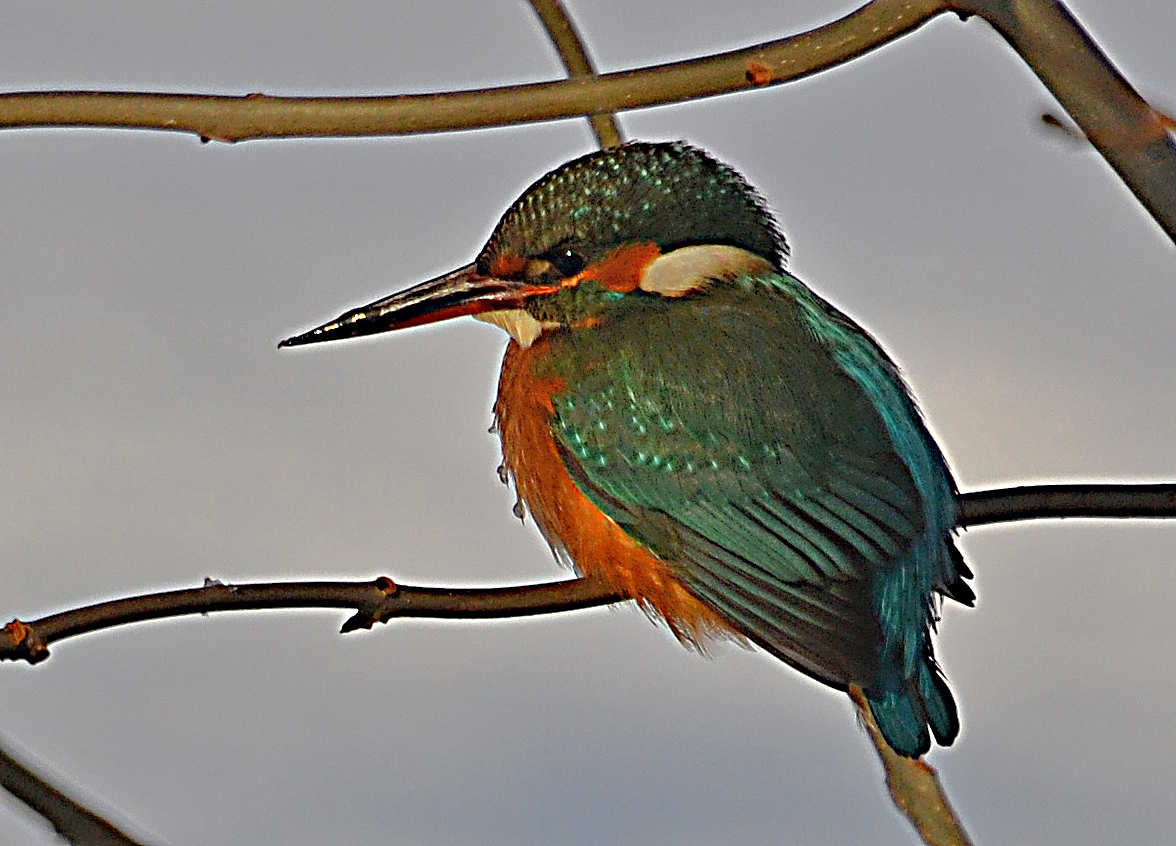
546;275;971;755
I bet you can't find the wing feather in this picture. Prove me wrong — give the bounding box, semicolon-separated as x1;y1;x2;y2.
745;496;858;580
543;277;960;692
675;527;882;682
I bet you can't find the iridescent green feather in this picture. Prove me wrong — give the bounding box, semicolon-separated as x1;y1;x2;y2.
539;272;969;757
481;142;972;757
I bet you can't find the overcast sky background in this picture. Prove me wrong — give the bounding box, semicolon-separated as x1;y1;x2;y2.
2;2;1174;844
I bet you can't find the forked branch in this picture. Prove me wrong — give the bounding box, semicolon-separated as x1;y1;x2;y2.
2;1;1171;241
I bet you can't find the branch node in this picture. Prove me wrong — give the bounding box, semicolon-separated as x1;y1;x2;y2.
745;61;773;86
373;575;399;596
339;613;376;634
1041;112;1087;143
339;576;401;633
2;619;49;665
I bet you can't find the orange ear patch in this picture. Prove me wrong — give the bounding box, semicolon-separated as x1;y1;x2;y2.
582;242;661;293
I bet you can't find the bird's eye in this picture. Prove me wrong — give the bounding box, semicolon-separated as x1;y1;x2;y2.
548;248;586;278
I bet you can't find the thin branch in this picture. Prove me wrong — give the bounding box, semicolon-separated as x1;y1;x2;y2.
0;577;625;665
527;0;624;148
0;0;947;141
960;483;1176;526
5;482;1172;846
849;687;973;846
2;483;1173;666
0;738;154;846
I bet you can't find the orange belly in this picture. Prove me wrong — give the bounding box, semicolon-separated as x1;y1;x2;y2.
494;337;739;649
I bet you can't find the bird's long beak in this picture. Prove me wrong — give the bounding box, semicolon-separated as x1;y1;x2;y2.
279;263;525;348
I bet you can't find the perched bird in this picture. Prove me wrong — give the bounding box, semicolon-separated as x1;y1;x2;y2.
281;142;973;757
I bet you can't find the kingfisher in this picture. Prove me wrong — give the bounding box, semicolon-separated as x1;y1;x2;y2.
281;141;973;758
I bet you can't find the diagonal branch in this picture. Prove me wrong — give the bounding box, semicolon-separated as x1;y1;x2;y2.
951;0;1176;245
849;687;973;846
0;738;153;846
527;0;624;148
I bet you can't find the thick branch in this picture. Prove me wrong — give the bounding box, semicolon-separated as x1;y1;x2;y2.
0;0;946;141
951;0;1176;243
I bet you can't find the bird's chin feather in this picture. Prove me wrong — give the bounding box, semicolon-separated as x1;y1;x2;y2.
475;308;559;348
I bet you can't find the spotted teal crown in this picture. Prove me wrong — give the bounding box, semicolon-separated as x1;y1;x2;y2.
478;142;789;274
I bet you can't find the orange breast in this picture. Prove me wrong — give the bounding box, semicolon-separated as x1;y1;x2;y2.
494;338;739;650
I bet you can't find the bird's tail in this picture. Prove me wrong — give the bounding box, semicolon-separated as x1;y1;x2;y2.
865;657;960;758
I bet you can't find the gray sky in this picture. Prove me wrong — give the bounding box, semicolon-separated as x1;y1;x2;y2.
2;1;1174;844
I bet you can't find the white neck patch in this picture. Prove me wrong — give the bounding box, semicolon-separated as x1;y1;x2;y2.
475;308;558;349
639;244;773;297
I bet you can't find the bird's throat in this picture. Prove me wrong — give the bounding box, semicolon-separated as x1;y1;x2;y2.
475;308;558;348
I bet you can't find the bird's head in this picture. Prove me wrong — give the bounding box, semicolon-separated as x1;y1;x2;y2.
280;142;788;350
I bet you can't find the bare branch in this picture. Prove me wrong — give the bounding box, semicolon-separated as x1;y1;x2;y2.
2;1;1171;243
5;4;1174;844
0;577;624;665
527;0;624;148
0;0;947;141
952;0;1176;242
959;483;1176;526
849;687;974;846
3;483;1173;666
0;738;153;846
